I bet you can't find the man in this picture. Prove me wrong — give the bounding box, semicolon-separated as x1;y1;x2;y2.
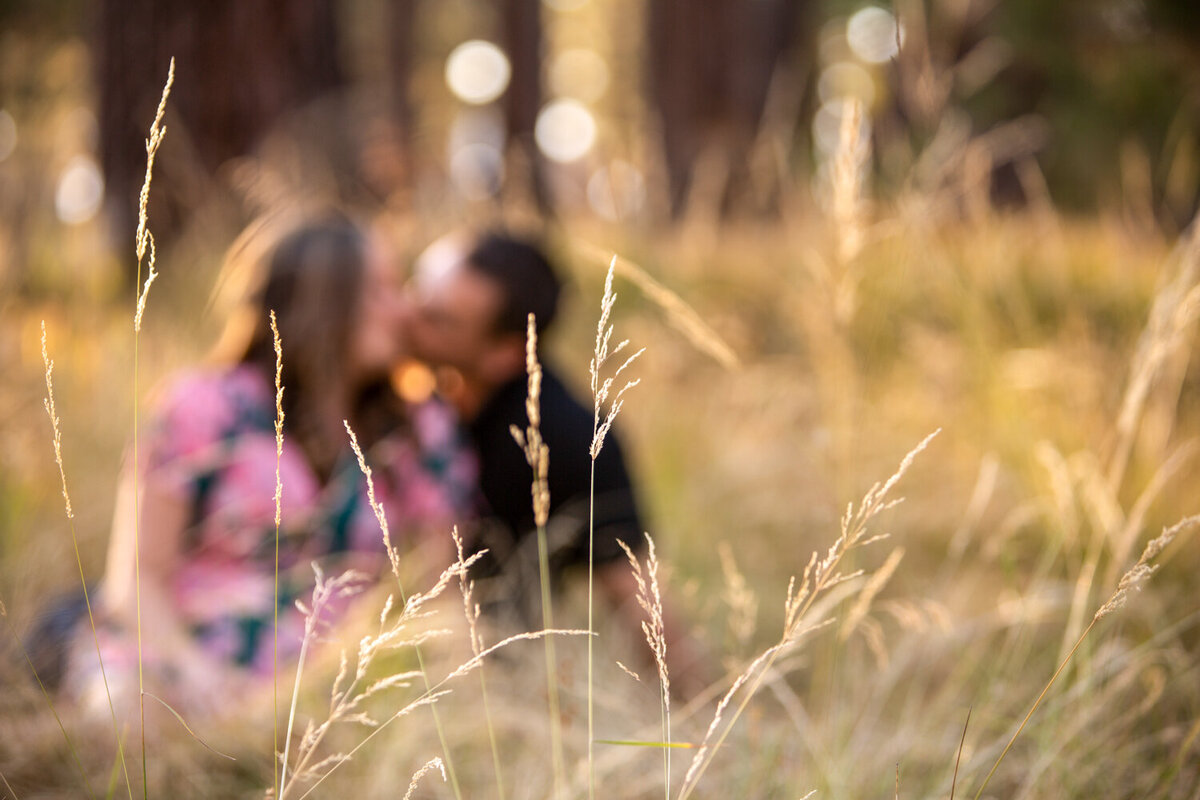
404;230;712;696
402;231;644;620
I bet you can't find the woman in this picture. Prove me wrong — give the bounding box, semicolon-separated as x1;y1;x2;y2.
67;216;475;718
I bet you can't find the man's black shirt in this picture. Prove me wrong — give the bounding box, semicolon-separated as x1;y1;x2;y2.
467;365;643;583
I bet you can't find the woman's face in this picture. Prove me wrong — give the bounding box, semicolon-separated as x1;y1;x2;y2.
348;235;407;381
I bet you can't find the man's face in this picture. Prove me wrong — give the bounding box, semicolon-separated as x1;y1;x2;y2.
404;236;506;375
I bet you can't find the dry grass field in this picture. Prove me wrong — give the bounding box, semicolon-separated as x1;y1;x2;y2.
2;44;1200;800
3;198;1200;799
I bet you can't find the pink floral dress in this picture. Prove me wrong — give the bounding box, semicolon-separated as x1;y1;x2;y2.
79;364;475;691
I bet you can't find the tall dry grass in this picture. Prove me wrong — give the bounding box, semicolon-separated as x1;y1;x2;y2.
510;311;568;799
5;205;1199;798
4;47;1200;800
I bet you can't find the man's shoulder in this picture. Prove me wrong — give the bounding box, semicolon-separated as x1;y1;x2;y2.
539;366;596;431
474;365;609;455
540;365;587;410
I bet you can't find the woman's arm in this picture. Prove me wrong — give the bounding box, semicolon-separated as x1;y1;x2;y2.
101;462;246;714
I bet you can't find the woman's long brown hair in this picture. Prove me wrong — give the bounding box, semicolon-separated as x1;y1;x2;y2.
225;217;405;478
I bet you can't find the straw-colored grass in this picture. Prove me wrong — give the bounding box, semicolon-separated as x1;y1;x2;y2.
511;312;567;799
4;205;1200;798
617;533;672;799
5;49;1200;800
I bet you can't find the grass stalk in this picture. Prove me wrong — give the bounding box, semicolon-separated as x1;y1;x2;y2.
405;615;462;798
275;537;581;796
476;675;505;800
571;243;739;371
130;340;145;796
1;598;94;798
588;258;644;799
617;535;671;799
971;514;1200;799
678;432;938;800
141;692;235;761
279;551;478;794
293;625;590;799
40;323;132;797
270;311;285;800
453;527;505;800
587;465;596;800
342;423;463;800
130;336;146;796
403;757;447;800
970;618;1097;800
511;313;566;798
278;565;369;798
278;610;313;793
130;57;174;797
535;522;565;797
950;707;971;800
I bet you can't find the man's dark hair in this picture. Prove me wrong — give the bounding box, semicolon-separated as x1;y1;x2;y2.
465;232;562;336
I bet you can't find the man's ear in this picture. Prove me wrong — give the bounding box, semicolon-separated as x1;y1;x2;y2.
480;333;527;383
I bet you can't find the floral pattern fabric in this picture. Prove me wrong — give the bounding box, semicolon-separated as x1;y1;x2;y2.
88;364;476;680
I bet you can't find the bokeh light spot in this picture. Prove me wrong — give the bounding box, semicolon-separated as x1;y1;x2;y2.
450;143;505;200
393;360;437;403
587;160;646;221
549;48;610;103
818;62;876;107
847;7;902;64
55;154;104;225
535;99;597;163
448;109;506;200
445;40;511;105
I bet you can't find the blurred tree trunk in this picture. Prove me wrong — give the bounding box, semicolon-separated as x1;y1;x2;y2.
647;0;811;219
501;0;551;213
379;0;417;204
95;0;344;280
389;0;417;139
